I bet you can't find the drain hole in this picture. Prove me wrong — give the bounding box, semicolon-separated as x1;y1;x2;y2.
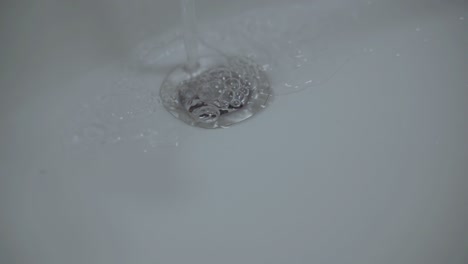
190;105;220;123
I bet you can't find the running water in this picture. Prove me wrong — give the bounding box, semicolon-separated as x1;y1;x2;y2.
180;0;200;72
68;1;357;147
158;0;272;129
137;1;356;96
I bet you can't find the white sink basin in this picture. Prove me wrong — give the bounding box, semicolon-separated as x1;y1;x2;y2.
1;0;467;263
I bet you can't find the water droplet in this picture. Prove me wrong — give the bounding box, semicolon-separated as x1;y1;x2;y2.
221;89;235;101
239;87;250;96
231;99;242;108
460;16;464;21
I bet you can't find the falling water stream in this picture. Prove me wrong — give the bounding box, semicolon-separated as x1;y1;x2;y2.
69;0;357;147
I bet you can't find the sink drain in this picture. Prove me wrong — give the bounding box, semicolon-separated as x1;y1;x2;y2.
160;56;272;129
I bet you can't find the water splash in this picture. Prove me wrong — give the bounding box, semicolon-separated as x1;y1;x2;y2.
135;2;357;96
67;66;181;150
